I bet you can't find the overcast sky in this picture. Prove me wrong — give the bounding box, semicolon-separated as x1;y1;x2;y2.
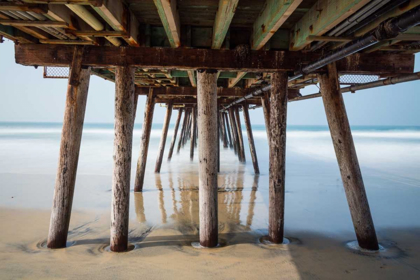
0;39;419;126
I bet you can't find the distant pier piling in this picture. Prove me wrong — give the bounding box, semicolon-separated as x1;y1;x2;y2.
155;103;173;172
242;104;260;174
168;108;183;160
134;90;155;192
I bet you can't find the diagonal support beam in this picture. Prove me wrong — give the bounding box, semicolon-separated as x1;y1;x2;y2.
153;0;181;48
212;0;239;49
251;0;302;50
290;0;370;50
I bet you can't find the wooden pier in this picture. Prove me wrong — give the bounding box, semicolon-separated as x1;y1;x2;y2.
2;0;420;251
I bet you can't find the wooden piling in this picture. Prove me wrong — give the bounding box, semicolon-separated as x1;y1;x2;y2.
268;72;288;244
155;103;173;173
228;108;239;155
261;92;271;143
134;90;155;192
242;104;260;174
190;106;196;160
319;62;379;251
220;112;228;148
111;66;135;252
197;69;218;248
177;109;188;153
47;52;90;249
224;113;233;148
234;106;246;162
168;108;183;160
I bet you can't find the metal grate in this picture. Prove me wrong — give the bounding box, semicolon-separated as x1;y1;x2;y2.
43;67;69;79
339;74;380;85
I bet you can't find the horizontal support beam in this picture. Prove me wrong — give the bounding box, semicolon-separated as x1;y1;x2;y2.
21;0;102;6
66;30;126;37
136;86;300;99
154;97;262;106
15;44;415;75
0;20;68;27
40;39;95;45
0;3;47;13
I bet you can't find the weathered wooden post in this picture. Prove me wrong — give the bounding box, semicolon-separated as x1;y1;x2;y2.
268;72;288;244
155;103;173;172
228;108;239;155
234;106;246;162
134;90;155;192
168;108;183;160
261;92;271;143
197;69;219;247
190;106;196;160
224;113;233;148
242;104;260;174
220;112;228;148
47;48;90;249
177;109;189;153
319;63;379;251
111;66;135;252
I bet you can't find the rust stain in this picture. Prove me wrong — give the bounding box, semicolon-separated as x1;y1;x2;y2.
261;24;266;33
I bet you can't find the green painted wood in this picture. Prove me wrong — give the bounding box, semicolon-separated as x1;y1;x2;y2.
290;0;370;50
212;0;239;49
153;0;181;48
251;0;302;50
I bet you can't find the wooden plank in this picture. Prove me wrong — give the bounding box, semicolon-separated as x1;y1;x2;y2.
251;0;302;50
212;0;239;49
153;0;181;48
0;19;68;27
92;0;140;46
290;0;370;50
188;70;197;87
155;103;173;172
22;0;102;5
69;46;84;86
15;44;415;75
0;3;47;14
40;39;94;45
228;71;247;88
136;86;300;98
0;24;38;44
66;30;126;37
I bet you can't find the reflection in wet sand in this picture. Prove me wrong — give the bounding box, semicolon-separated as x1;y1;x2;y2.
136;166;259;237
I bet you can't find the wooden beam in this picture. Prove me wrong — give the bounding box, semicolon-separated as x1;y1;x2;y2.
153;0;181;48
0;24;38;44
92;0;140;46
168;108;183;160
252;0;302;50
290;0;370;50
242;104;259;174
212;0;239;49
188;70;197;87
228;72;247;88
22;0;102;5
66;30;126;37
307;35;354;42
15;44;415;75
0;20;68;27
0;3;47;14
155;103;173;173
40;39;94;45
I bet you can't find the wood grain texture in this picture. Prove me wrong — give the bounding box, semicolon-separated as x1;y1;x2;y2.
234;106;246;162
223;113;233;148
268;72;288;244
111;66;135;252
197;70;219;248
319;62;379;251
16;44;415;74
168;108;183;160
242;104;259;174
261;91;271;143
134;90;155;192
155;103;173;172
47;67;91;249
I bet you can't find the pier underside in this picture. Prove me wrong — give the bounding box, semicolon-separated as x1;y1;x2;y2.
2;0;420;252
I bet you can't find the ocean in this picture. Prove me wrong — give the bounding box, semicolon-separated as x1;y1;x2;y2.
0;122;420;279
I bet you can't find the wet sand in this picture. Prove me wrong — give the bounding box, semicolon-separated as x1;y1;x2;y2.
1;125;420;279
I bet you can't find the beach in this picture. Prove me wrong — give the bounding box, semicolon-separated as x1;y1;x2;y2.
0;122;420;279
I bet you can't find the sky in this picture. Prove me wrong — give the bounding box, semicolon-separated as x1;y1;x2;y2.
0;39;419;126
